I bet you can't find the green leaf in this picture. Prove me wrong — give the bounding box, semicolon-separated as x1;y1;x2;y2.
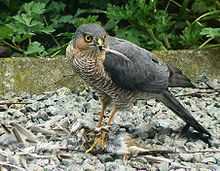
180;22;204;48
200;28;220;38
192;0;217;14
41;26;55;34
107;4;128;23
0;25;13;40
15;34;33;44
25;41;45;56
13;14;32;26
57;15;74;24
46;1;65;14
74;16;99;28
23;2;46;15
116;27;142;46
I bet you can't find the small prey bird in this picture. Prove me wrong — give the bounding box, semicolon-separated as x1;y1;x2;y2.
66;24;211;152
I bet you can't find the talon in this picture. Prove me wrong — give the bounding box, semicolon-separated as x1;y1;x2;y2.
95;126;110;133
85;139;97;153
94;127;102;133
85;130;109;153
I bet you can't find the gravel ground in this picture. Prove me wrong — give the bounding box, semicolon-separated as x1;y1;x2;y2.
0;82;219;171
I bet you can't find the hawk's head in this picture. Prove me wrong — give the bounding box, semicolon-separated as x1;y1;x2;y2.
73;24;108;54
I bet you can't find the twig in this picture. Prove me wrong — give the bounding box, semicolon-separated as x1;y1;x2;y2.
143;155;191;169
199;37;214;49
169;0;191;12
0;102;32;105
1;123;11;133
184;149;220;154
136;148;220;156
0;161;26;171
30;126;58;136
175;90;219;97
17;152;53;159
2;40;24;53
144;154;171;162
198;43;220;49
10;122;38;143
12;127;26;144
194;10;220;23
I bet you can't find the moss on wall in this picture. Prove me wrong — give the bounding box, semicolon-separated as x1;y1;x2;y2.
0;48;219;96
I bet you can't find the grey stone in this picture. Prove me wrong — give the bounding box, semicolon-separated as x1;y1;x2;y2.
0;105;8;112
213;153;220;163
156;119;170;129
25;102;44;112
97;154;114;163
156;162;169;171
199;168;214;171
69;153;105;171
179;153;194;162
202;157;217;164
44;99;55;107
32;110;48;120
207;104;220;118
82;157;105;171
207;79;220;90
105;159;135;171
56;87;72;96
0;78;219;170
128;157;151;170
7;108;24;117
35;94;49;101
0;133;17;146
45;105;65;116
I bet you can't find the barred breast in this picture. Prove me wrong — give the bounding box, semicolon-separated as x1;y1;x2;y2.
72;52;137;110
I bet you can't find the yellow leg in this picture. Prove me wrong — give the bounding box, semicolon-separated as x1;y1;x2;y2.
85;96;111;153
108;105;118;126
97;111;105;127
97;95;111;127
85;105;117;153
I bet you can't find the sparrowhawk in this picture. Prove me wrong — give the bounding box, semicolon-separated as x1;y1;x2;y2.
66;24;211;152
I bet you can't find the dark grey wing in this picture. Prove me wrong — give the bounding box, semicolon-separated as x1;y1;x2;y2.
104;36;169;92
104;37;211;138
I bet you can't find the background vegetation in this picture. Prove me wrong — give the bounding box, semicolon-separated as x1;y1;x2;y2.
0;0;219;57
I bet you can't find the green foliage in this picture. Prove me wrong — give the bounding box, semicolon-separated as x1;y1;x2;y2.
25;41;46;56
201;28;220;38
6;1;55;48
0;0;100;56
106;0;172;50
0;0;219;57
180;22;203;48
106;0;220;50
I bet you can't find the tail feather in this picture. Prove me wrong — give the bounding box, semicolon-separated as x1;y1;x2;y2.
158;90;211;137
168;64;195;88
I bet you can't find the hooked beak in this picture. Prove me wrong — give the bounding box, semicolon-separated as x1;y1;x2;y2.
95;38;104;51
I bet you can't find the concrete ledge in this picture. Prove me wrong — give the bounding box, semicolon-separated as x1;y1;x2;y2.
0;57;85;96
0;48;219;96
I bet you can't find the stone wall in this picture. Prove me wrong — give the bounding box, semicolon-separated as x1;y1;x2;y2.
0;48;219;96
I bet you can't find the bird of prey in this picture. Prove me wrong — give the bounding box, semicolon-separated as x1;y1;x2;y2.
66;24;211;152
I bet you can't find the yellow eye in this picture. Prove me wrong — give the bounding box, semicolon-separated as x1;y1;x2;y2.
84;34;93;43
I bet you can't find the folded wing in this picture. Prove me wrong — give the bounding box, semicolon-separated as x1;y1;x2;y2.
104;37;169;92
